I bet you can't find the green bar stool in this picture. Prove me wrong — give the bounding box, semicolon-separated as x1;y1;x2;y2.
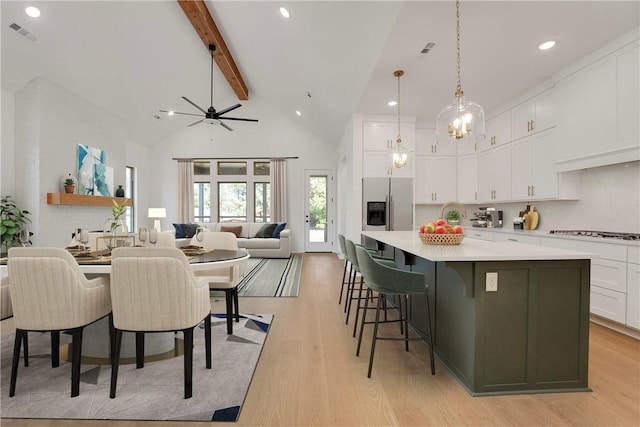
354;245;435;378
337;234;352;305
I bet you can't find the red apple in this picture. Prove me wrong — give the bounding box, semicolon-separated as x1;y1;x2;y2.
445;225;454;234
420;224;427;233
426;222;437;233
436;218;447;226
435;225;446;234
453;225;464;234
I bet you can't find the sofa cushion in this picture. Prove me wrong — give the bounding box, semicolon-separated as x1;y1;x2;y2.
255;223;277;238
172;223;185;238
220;225;242;237
272;222;287;238
181;223;199;238
241;238;282;249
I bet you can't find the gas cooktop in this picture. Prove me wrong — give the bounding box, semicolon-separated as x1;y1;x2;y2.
549;230;640;241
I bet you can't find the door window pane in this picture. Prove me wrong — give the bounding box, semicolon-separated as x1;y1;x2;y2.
218;182;247;222
254;182;271;222
309;176;327;243
218;162;247;175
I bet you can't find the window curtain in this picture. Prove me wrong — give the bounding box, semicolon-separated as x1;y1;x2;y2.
270;158;287;222
178;160;194;223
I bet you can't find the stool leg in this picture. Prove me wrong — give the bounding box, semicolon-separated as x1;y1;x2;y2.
425;293;436;375
356;288;372;357
344;265;354;313
352;276;366;337
9;329;26;397
404;295;410;352
338;260;348;304
346;274;362;326
367;293;384;378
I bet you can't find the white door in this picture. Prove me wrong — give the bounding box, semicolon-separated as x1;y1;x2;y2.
304;170;335;252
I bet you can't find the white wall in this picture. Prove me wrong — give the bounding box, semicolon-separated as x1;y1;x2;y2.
149;93;337;253
415;161;640;233
1;88;16;195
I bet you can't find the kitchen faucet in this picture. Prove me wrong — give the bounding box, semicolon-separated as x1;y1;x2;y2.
440;201;467;221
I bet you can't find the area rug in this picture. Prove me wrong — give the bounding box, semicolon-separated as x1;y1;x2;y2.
0;313;272;422
237;254;303;297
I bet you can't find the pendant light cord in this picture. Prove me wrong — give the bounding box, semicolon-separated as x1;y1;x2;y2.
394;70;404;145
455;0;463;97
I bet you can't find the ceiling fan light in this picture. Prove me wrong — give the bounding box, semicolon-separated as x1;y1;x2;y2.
279;7;290;18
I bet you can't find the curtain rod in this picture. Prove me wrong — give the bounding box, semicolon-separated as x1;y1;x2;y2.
172;156;298;161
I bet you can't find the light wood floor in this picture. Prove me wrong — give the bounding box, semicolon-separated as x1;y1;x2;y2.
1;252;639;427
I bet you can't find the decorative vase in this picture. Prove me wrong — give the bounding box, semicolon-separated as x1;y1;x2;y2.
103;218;129;250
115;185;125;197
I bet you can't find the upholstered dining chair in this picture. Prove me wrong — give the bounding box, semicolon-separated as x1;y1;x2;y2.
109;247;211;399
7;247;112;397
1;276;12;320
190;231;247;334
354;245;435;378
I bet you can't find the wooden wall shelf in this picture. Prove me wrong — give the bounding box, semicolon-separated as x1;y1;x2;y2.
47;193;132;207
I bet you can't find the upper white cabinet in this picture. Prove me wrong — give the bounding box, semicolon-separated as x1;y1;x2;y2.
478;143;511;202
457;153;478;204
414;155;457;204
362;121;415;177
480;110;512;151
415;126;456;156
511;129;559;200
511;88;555;141
555;38;640;171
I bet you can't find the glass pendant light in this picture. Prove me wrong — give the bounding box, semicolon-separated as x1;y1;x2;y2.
391;70;409;168
436;0;485;144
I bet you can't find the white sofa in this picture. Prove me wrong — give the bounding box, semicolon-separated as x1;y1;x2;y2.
174;222;291;259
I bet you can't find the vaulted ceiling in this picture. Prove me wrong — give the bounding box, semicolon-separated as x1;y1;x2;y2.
2;1;638;146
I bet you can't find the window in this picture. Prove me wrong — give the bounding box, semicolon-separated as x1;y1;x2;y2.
218;182;247;222
194;182;211;223
125;166;135;232
254;182;270;222
254;162;270;176
194;161;211;175
218;161;247;175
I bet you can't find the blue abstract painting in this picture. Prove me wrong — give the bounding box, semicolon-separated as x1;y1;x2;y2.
77;144;106;195
94;164;113;196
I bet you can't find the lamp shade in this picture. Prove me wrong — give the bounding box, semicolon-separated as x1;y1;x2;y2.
147;208;166;218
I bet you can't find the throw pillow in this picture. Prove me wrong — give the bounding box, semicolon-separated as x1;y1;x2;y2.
255;222;277;238
272;222;287;238
181;223;199;238
172;223;185;239
221;225;242;238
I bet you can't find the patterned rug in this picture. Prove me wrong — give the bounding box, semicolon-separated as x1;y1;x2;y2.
237;254;303;297
0;313;272;422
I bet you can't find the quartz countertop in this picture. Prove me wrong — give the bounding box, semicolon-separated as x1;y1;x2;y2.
362;231;597;262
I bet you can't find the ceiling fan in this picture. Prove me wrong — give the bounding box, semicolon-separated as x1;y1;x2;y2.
160;44;258;131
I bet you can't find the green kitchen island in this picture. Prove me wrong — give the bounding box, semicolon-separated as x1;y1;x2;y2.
361;230;595;396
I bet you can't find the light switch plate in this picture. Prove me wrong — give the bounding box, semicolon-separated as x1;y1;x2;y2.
486;272;498;292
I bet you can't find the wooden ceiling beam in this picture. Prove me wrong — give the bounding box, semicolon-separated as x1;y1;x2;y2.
177;0;249;100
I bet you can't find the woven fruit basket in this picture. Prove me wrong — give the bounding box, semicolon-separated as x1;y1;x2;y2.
419;232;464;246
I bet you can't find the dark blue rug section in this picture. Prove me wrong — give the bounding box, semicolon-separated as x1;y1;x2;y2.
212;405;241;421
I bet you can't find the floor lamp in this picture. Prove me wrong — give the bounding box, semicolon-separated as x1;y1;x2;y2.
148;208;166;233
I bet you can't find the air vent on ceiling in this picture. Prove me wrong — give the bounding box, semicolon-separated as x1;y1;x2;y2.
421;42;435;54
9;22;37;41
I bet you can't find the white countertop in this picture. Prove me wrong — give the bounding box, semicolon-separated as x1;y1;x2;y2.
362;231;597;262
467;227;639;247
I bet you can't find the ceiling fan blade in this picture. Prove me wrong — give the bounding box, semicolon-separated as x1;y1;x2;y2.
215;103;242;116
218;117;259;122
182;96;208;115
217;120;234;131
187;119;204;127
159;110;203;117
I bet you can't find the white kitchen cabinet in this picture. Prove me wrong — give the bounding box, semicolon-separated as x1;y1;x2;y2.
480;110;511;151
457;153;478;203
478;143;511;202
467;229;493;241
493;232;541;246
363;121;415;152
415;126;456;156
511;88;555;141
627;247;640;330
511;129;559;200
554;40;639;171
414;155;457;204
363;151;413;178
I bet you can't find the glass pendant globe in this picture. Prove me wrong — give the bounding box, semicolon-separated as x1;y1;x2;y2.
436;95;485;144
391;143;409;169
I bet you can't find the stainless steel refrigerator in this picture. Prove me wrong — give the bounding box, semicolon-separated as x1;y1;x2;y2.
362;177;413;231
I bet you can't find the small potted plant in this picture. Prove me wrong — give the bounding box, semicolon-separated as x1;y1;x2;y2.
64;178;76;194
446;209;460;225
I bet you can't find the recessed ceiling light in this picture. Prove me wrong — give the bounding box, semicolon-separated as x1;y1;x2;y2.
295;110;302;116
538;41;556;50
167;110;174;116
388;100;397;107
25;6;41;18
280;7;290;18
